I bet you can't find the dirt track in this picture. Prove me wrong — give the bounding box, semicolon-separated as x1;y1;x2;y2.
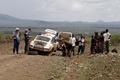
0;43;52;80
0;54;52;80
0;42;72;80
0;42;83;80
0;42;120;80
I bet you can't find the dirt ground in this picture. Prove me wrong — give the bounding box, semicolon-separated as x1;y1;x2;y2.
0;42;120;80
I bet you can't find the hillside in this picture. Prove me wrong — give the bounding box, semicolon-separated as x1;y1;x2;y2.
0;13;120;28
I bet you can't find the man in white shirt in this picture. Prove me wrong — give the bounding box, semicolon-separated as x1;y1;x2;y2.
103;29;111;54
77;36;85;55
69;34;76;56
13;28;21;54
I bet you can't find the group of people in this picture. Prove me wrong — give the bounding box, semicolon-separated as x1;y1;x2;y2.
12;28;111;56
62;34;86;57
12;28;32;54
90;29;111;54
61;29;111;57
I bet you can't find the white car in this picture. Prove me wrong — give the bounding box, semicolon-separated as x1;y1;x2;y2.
29;34;58;55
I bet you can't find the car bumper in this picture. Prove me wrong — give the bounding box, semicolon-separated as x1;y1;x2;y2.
29;46;51;52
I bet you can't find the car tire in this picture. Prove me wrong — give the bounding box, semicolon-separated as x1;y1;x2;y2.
38;51;42;55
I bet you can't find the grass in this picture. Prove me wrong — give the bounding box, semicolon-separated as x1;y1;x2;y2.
0;31;6;42
111;34;120;46
0;30;120;46
85;55;120;80
0;31;25;43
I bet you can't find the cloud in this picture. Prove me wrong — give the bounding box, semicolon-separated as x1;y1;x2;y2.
0;0;119;22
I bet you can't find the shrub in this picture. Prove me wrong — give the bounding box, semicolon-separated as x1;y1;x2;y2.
0;31;13;42
5;34;13;42
0;31;6;42
110;34;120;45
85;36;91;44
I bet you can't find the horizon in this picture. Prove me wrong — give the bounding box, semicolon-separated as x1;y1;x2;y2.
1;13;120;23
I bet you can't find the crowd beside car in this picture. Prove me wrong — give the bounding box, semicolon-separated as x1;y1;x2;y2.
12;28;112;57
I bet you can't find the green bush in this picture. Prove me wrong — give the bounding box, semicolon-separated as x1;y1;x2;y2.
5;34;13;42
0;31;6;42
110;34;120;45
85;36;91;44
0;31;13;42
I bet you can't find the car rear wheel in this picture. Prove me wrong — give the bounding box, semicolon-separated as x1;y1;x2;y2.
28;48;38;55
38;51;42;55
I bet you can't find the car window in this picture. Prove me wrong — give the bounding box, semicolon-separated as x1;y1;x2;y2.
51;38;54;43
36;36;50;42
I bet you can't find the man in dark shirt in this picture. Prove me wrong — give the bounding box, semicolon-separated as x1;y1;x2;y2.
94;32;100;53
24;29;29;53
90;35;96;54
99;32;104;53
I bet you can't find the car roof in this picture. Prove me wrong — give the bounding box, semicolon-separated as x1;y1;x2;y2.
45;29;57;35
36;34;53;39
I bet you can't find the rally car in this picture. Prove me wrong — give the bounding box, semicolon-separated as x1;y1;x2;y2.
29;34;58;55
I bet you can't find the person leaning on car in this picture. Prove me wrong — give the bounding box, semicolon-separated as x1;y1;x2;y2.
24;29;29;53
24;28;32;53
28;28;32;39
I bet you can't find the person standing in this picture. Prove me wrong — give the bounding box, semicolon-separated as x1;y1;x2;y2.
90;35;96;54
99;32;104;53
103;29;111;54
13;28;21;54
24;29;29;53
77;36;84;55
83;36;86;53
67;36;73;57
94;32;100;53
69;34;76;56
27;28;32;51
28;28;32;39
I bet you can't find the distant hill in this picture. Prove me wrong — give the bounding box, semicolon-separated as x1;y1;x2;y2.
0;13;52;27
0;13;120;28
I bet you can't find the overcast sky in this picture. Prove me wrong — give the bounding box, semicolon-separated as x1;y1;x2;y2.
0;0;120;22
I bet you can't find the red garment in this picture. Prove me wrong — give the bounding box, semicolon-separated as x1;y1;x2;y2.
84;39;86;46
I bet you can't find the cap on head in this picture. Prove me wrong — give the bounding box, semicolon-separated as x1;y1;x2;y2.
15;28;19;31
25;29;28;32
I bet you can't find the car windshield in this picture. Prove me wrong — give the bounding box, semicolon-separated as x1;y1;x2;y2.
36;36;50;42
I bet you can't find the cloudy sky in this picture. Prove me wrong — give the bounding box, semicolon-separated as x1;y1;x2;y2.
0;0;120;22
